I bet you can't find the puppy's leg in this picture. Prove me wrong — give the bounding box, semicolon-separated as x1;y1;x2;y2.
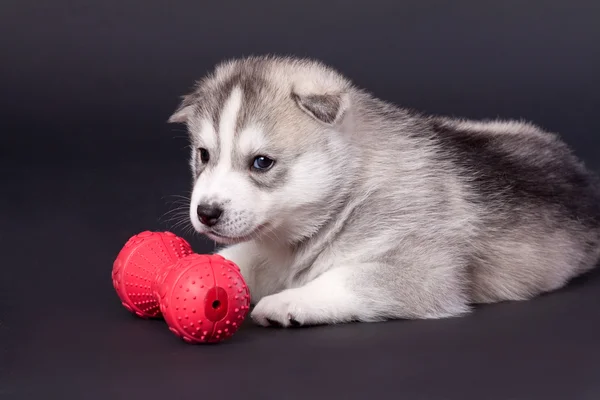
217;241;282;304
250;261;470;327
216;241;262;302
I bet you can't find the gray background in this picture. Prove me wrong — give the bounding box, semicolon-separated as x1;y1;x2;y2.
1;1;599;399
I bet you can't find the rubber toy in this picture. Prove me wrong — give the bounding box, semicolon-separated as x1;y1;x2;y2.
111;231;250;343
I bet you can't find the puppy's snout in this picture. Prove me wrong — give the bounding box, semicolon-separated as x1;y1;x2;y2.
196;203;223;227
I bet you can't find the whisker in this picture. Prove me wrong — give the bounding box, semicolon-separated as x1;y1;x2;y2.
163;194;192;201
160;208;189;218
261;225;280;243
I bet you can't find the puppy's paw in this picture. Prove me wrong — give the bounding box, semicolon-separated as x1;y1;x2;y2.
250;289;313;328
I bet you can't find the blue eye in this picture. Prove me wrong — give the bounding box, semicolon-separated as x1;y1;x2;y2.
252;156;275;171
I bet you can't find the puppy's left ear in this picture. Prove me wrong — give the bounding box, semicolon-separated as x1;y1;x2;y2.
292;91;349;125
168;94;196;124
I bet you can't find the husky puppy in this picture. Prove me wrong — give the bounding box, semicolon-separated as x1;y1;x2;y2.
168;55;600;327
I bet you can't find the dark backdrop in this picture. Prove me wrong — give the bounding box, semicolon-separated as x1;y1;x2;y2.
1;1;600;399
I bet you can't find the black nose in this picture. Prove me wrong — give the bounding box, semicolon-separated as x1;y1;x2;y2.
196;204;223;227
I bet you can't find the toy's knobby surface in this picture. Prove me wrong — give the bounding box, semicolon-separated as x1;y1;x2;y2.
112;231;250;343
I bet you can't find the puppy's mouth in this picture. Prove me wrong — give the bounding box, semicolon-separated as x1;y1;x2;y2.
204;224;269;245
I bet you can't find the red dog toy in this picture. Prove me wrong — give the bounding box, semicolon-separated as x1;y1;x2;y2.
111;231;250;343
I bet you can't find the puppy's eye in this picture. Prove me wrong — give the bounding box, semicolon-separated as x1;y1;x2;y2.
252;156;275;171
198;148;210;164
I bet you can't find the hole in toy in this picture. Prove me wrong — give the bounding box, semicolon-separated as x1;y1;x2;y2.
212;300;221;309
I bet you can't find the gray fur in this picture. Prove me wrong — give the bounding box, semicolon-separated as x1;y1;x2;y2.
169;55;600;327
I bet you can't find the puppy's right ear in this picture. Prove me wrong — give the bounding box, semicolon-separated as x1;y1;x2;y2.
168;94;196;124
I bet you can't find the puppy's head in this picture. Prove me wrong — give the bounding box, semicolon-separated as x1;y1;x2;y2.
169;56;353;245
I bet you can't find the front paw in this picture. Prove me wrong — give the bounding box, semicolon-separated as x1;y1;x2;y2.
250;289;310;328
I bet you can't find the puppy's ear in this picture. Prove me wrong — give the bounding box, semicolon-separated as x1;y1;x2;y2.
168;94;196;124
292;92;349;125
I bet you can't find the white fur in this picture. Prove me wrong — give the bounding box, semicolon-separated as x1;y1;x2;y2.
198;118;219;151
238;126;266;156
217;87;242;168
